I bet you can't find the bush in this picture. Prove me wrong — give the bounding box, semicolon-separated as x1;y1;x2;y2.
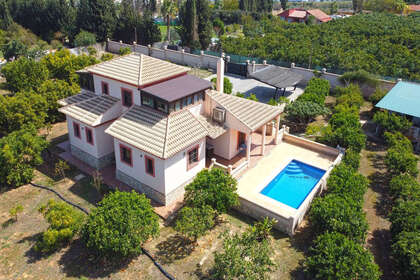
175;205;216;242
0;127;48;187
369;87;387;105
74;30;96;47
305;232;381;280
101;53;115;61
385;147;418;177
373;111;412;134
119;47;132;55
82;191;159;257
247;93;258;101
185;169;238;214
389;200;420;237
35;200;85;253
298;78;330;105
342;149;361;170
384;131;413;151
339;70;378;87
9;204;23;221
298;92;325;105
211;77;233;94
1;57;49;93
212;221;275;280
309;194;368;243
336;85;364;108
285;101;330;124
329;110;360;130
392;231;420;280
389;174;420;201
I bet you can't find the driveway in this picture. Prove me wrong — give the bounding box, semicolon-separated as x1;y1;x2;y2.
207;73;304;103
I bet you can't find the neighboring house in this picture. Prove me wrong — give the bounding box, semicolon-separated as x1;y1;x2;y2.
375;81;420;151
58;53;283;205
278;8;332;23
408;4;420;13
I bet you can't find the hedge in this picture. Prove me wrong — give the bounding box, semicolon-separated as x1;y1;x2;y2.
391;231;420;280
389;174;420;200
389;200;420;238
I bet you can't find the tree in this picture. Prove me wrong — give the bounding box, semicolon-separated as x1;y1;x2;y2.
35;199;85;253
1;57;49;93
384;131;413;151
330;1;338;14
74;30;96;47
212;220;275;280
342;149;361;170
364;0;407;13
305;232;381;280
82;191;159;257
113;0;138;43
389;174;420;200
175;205;215;242
77;0;117;42
0;0;13;29
385;147;418;177
335;84;364;109
138;15;162;45
319;124;366;152
373;111;412;134
213;18;225;37
161;0;178;42
211;77;233;94
178;0;211;49
309;194;368;243
280;0;287;10
390;200;420;238
1;39;27;61
392;231;420;280
9;204;23;221
0;126;48;188
55;160;70;183
285;100;330;124
184;168;239;214
369;87;387;105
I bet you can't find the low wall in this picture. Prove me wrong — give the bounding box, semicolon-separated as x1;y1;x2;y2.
283;133;340;157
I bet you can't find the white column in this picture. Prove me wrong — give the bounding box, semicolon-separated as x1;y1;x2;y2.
261;124;266;155
274;115;281;144
216;58;224;93
246;133;252;166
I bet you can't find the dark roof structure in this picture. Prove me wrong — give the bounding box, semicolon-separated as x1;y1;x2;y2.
141;74;212;102
249;66;303;89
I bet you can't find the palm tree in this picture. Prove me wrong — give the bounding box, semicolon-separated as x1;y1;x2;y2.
160;0;178;42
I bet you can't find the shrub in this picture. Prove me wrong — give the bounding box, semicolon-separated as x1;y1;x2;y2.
339;70;378;87
285;101;330;124
101;53;115;61
389;175;420;201
0;127;48;187
342;149;361;170
35;200;85;253
385;147;418;177
336;86;364;108
392;231;420;280
211;77;233;94
87;46;97;56
369;87;387;105
309;194;368;243
326;163;368;202
1;57;49;93
82;191;159;257
306;77;331;96
305;232;381;280
373;111;412;134
185;169;238;214
9;204;23;221
175;205;216;242
389;200;420;237
319;125;366;152
384;131;413;151
247;93;258;101
329;110;360;129
74;30;96;47
119;47;132;55
298;92;325;105
212;222;275;279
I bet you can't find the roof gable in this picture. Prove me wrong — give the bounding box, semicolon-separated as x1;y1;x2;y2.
85;53;190;88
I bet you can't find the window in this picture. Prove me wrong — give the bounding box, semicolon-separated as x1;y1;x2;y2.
121;88;133;107
101;81;109;95
85;127;94;145
187;145;199;170
142;94;154;108
119;144;132;166
156;100;168;113
237;131;246;150
73;122;81;139
194;94;198;103
187;96;192;105
144;156;155;177
182;98;187;108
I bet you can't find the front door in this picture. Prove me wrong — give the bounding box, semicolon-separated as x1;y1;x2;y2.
237;131;246;150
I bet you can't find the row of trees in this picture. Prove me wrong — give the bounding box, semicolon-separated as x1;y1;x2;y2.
0;50;100;188
305;89;381;279
221;13;420;81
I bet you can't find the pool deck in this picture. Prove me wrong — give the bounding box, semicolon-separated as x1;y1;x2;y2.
237;137;338;230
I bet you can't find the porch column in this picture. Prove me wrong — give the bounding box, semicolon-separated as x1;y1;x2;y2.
261;124;266;155
246;133;252;166
274;115;281;145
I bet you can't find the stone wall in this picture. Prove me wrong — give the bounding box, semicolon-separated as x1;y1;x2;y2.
70;145;114;169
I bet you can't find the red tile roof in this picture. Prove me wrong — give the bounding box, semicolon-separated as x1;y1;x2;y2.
409;5;420;11
307;9;332;22
278;8;332;22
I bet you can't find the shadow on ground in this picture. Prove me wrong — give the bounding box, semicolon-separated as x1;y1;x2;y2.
367;229;394;280
58;239;132;278
155;234;196;264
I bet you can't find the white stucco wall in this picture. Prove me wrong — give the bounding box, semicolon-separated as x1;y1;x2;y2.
92;75;141;106
164;139;206;195
67;116;114;158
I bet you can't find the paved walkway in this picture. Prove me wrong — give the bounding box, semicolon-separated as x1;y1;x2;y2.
56;141;183;219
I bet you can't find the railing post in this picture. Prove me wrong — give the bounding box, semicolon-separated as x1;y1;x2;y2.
228;165;233;174
210;158;216;169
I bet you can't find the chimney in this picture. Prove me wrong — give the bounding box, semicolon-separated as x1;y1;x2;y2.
216;58;224;93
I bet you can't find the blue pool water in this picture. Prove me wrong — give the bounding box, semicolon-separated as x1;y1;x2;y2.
260;160;326;209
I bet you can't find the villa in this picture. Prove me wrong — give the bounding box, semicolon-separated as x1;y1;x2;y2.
58;53;343;235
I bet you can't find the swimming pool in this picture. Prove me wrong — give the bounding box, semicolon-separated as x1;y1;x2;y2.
260;160;326;209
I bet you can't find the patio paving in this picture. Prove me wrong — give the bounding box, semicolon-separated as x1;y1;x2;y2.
56;141;183;219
